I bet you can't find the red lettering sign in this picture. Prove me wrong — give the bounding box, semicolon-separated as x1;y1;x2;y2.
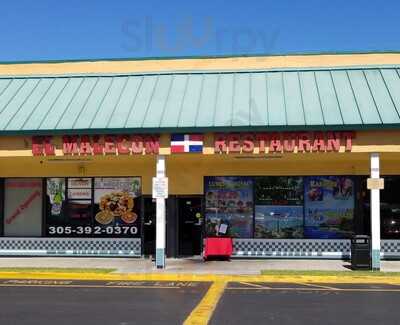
104;135;116;154
242;133;255;153
131;135;144;154
326;132;341;152
31;134;160;156
213;131;355;154
256;133;269;153
31;132;354;156
144;136;160;154
92;135;104;154
62;135;79;155
214;134;227;153
228;134;241;153
32;136;43;156
117;135;130;154
43;136;55;155
269;133;282;153
283;133;296;152
79;135;92;155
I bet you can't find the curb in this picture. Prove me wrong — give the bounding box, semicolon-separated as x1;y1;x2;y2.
0;272;399;284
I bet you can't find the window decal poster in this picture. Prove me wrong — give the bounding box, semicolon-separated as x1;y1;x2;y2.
254;177;304;238
304;176;354;239
47;178;66;216
205;176;253;238
255;176;303;206
94;178;141;234
4;178;43;237
255;205;304;239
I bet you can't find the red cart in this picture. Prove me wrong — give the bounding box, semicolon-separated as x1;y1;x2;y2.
203;237;233;261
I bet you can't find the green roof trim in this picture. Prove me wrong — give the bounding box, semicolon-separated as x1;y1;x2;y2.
0;124;399;137
0;66;399;135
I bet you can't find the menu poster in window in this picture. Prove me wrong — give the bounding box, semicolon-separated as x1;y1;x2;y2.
304;176;354;239
255;177;303;206
94;178;141;237
205;176;253;238
4;178;43;237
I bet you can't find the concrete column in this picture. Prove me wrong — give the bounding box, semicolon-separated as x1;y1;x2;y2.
155;155;166;269
370;153;381;271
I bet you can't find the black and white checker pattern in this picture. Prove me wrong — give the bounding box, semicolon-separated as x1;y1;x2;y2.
0;237;398;259
382;240;400;258
233;239;351;258
0;238;141;257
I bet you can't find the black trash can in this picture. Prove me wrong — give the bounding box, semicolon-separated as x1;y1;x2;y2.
351;235;371;270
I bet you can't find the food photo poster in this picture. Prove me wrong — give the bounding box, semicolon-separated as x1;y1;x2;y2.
205;176;253;238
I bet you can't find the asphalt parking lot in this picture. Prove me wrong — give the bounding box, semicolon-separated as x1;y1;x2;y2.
0;279;211;325
1;279;400;324
211;282;400;325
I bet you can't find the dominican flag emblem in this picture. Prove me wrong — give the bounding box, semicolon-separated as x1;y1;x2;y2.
171;134;203;153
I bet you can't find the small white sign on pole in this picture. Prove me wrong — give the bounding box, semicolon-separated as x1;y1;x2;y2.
367;178;384;190
152;177;168;199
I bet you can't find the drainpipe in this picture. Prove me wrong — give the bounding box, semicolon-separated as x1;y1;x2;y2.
370;153;381;271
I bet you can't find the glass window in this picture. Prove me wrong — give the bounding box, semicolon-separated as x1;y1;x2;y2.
362;176;400;239
45;177;141;238
304;176;354;239
46;178;92;236
380;177;400;239
254;177;304;239
205;176;253;238
4;178;43;237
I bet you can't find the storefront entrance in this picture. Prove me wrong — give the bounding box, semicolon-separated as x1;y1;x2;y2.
143;197;156;256
177;197;203;256
143;196;203;258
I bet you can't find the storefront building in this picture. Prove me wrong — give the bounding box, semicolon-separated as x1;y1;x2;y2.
0;53;400;264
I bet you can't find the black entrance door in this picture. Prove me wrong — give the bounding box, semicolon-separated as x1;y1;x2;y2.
143;197;156;256
178;197;203;256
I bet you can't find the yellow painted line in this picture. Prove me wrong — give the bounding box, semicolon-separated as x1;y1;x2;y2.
238;281;270;289
297;282;341;290
227;287;400;293
0;272;399;285
183;281;226;325
0;284;179;289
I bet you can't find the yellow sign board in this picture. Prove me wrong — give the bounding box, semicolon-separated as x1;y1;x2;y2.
367;178;384;190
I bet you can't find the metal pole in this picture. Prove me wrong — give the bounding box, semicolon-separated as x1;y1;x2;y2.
155;155;166;269
370;153;381;271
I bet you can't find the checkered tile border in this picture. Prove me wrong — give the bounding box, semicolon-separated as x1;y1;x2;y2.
0;238;398;258
233;239;351;258
381;240;400;258
0;238;141;257
233;239;400;259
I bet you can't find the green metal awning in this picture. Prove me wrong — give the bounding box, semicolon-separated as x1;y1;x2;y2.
0;66;400;135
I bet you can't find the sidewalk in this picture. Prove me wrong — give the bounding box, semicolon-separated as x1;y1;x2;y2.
0;257;399;274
